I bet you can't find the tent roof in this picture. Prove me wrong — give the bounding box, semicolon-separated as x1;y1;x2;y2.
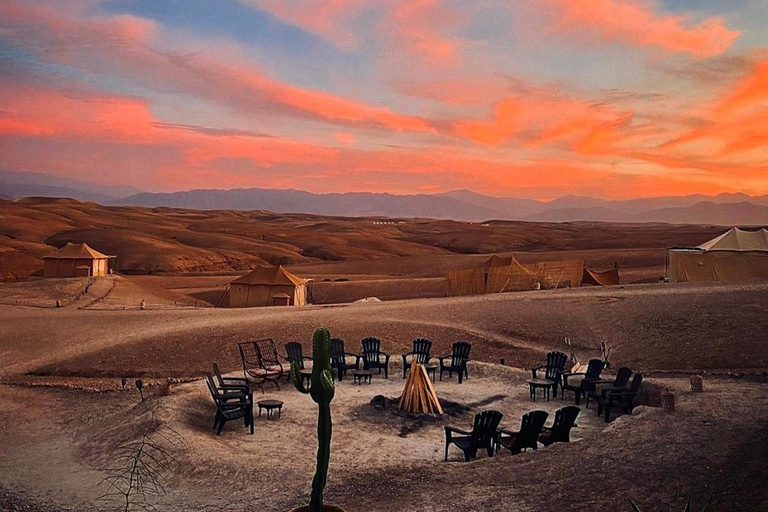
484;254;513;267
230;265;308;286
44;242;112;260
698;228;768;252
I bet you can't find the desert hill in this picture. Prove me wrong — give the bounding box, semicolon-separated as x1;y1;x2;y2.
0;197;730;281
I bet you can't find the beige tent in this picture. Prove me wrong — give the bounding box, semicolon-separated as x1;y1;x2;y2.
227;265;311;307
582;263;620;286
668;227;768;283
43;242;113;278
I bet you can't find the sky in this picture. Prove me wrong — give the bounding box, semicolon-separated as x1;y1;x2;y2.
0;0;766;199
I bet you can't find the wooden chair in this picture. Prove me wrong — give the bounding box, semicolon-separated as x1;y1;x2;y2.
205;374;253;435
538;406;580;446
330;338;360;381
531;351;568;397
585;366;632;409
439;342;471;384
561;359;605;405
360;337;390;378
444;410;503;462
597;373;643;422
212;362;250;394
497;410;548;454
238;339;288;392
402;337;432;378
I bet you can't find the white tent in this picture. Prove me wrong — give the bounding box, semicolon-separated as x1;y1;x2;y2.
668;228;768;283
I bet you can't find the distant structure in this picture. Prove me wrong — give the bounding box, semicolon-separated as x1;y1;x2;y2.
667;227;768;283
226;265;311;307
446;254;619;296
43;242;114;278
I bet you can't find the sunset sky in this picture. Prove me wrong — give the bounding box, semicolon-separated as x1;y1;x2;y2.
0;0;766;199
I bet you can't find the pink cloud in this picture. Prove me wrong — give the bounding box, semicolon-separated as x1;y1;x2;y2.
547;0;739;58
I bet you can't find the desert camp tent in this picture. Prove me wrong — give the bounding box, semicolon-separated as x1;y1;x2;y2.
667;227;768;283
43;242;113;278
446;254;599;296
227;265;311;307
582;263;620;286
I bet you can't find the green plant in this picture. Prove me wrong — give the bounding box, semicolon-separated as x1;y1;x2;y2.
627;495;710;512
290;327;336;512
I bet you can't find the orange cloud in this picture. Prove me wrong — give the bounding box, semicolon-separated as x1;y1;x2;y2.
715;59;768;115
548;0;739;58
335;132;356;146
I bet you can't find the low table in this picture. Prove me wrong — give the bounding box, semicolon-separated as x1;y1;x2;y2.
257;399;284;419
352;369;373;385
527;379;555;402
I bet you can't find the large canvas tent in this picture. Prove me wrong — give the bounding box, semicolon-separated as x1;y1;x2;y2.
43;242;113;278
446;254;608;296
227;265;311;307
667;227;768;283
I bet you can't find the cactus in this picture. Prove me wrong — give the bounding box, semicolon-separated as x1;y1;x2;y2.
290;327;336;512
627;495;709;512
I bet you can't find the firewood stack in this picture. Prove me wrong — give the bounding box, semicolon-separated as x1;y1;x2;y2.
399;362;444;415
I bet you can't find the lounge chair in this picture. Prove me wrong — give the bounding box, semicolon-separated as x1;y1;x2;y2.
439;342;471;384
212;362;250;393
597;373;643;422
497;410;548;454
205;374;253;435
561;359;605;405
238;339;289;392
402;337;432;379
584;366;632;409
538;406;580;446
330;338;360;381
444;410;503;462
360;337;390;378
284;341;313;387
531;351;568;397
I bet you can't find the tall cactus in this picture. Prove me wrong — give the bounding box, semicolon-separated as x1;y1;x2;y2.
290;327;336;512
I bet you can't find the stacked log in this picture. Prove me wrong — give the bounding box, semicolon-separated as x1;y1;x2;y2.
398;362;443;415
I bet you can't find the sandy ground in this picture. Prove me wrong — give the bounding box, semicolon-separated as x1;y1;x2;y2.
1;278;767;511
0;368;766;512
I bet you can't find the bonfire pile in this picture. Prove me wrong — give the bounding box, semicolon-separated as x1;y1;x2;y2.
398;362;444;415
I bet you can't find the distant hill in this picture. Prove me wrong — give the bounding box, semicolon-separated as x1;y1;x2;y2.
2;169;767;225
111;188;507;222
115;187;768;225
0;169;141;203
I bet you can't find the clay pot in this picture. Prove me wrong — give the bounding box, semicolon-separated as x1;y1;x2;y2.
288;506;346;512
690;375;704;392
660;390;676;412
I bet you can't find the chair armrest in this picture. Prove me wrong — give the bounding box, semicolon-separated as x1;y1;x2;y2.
444;426;472;436
221;376;249;384
531;365;546;371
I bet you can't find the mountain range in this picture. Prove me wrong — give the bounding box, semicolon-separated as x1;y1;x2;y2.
1;169;767;225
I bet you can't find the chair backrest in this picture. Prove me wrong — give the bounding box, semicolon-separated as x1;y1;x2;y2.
545;351;568;380
517;410;549;448
212;362;226;388
238;341;261;372
627;373;643;393
284;342;305;368
411;337;432;363
550;406;580;442
613;367;632;388
585;359;606;379
470;410;504;451
255;338;279;367
361;337;382;364
205;374;222;401
330;338;346;365
451;342;472;368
